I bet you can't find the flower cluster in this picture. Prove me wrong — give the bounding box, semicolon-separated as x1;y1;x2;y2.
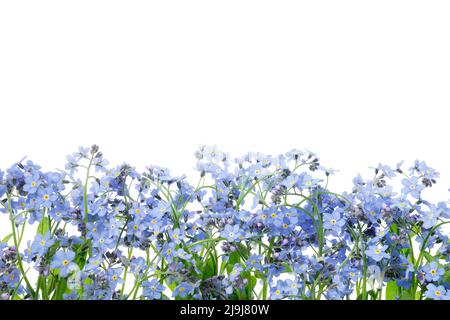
0;145;449;300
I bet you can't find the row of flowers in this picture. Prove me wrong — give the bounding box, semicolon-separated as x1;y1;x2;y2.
0;145;449;300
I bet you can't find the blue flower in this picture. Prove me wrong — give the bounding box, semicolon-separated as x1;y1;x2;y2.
92;232;115;252
23;174;41;194
270;280;287;300
50;250;76;277
85;255;103;272
129;202;146;217
366;244;389;262
37;188;58;208
245;254;263;271
30;232;54;256
284;279;301;296
168;228;185;244
143;279;165;300
298;173;321;189
1;269;21;290
161;242;176;263
422;262;444;282
413;160;439;181
175;248;192;262
421;205;439;229
63;291;80;300
107;268;124;288
129;257;147;275
221;224;241;242
90;197;109;218
229;264;243;282
425;284;448;300
323;208;346;234
247;164;267;179
173;282;194;298
2;145;450;300
48;201;71;222
401;177;425;199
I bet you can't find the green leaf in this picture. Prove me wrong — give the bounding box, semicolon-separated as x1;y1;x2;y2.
390;223;398;235
84;277;93;286
368;290;378;300
1;233;13;244
400;291;414;300
443;270;450;284
37;217;50;235
73;243;89;269
244;275;257;299
202;256;217;280
386;281;399;300
166;279;177;291
226;251;241;274
415;291;422;300
54;278;68;300
423;251;434;263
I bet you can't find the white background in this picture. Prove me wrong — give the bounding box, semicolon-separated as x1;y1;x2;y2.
1;1;449;200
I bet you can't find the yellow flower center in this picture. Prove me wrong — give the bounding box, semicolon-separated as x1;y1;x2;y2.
39;240;46;246
31;181;37;187
430;269;437;275
62;259;69;266
43;194;50;200
330;219;337;225
435;290;441;296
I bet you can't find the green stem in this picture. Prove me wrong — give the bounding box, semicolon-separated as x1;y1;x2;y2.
83;156;94;226
7;195;36;298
